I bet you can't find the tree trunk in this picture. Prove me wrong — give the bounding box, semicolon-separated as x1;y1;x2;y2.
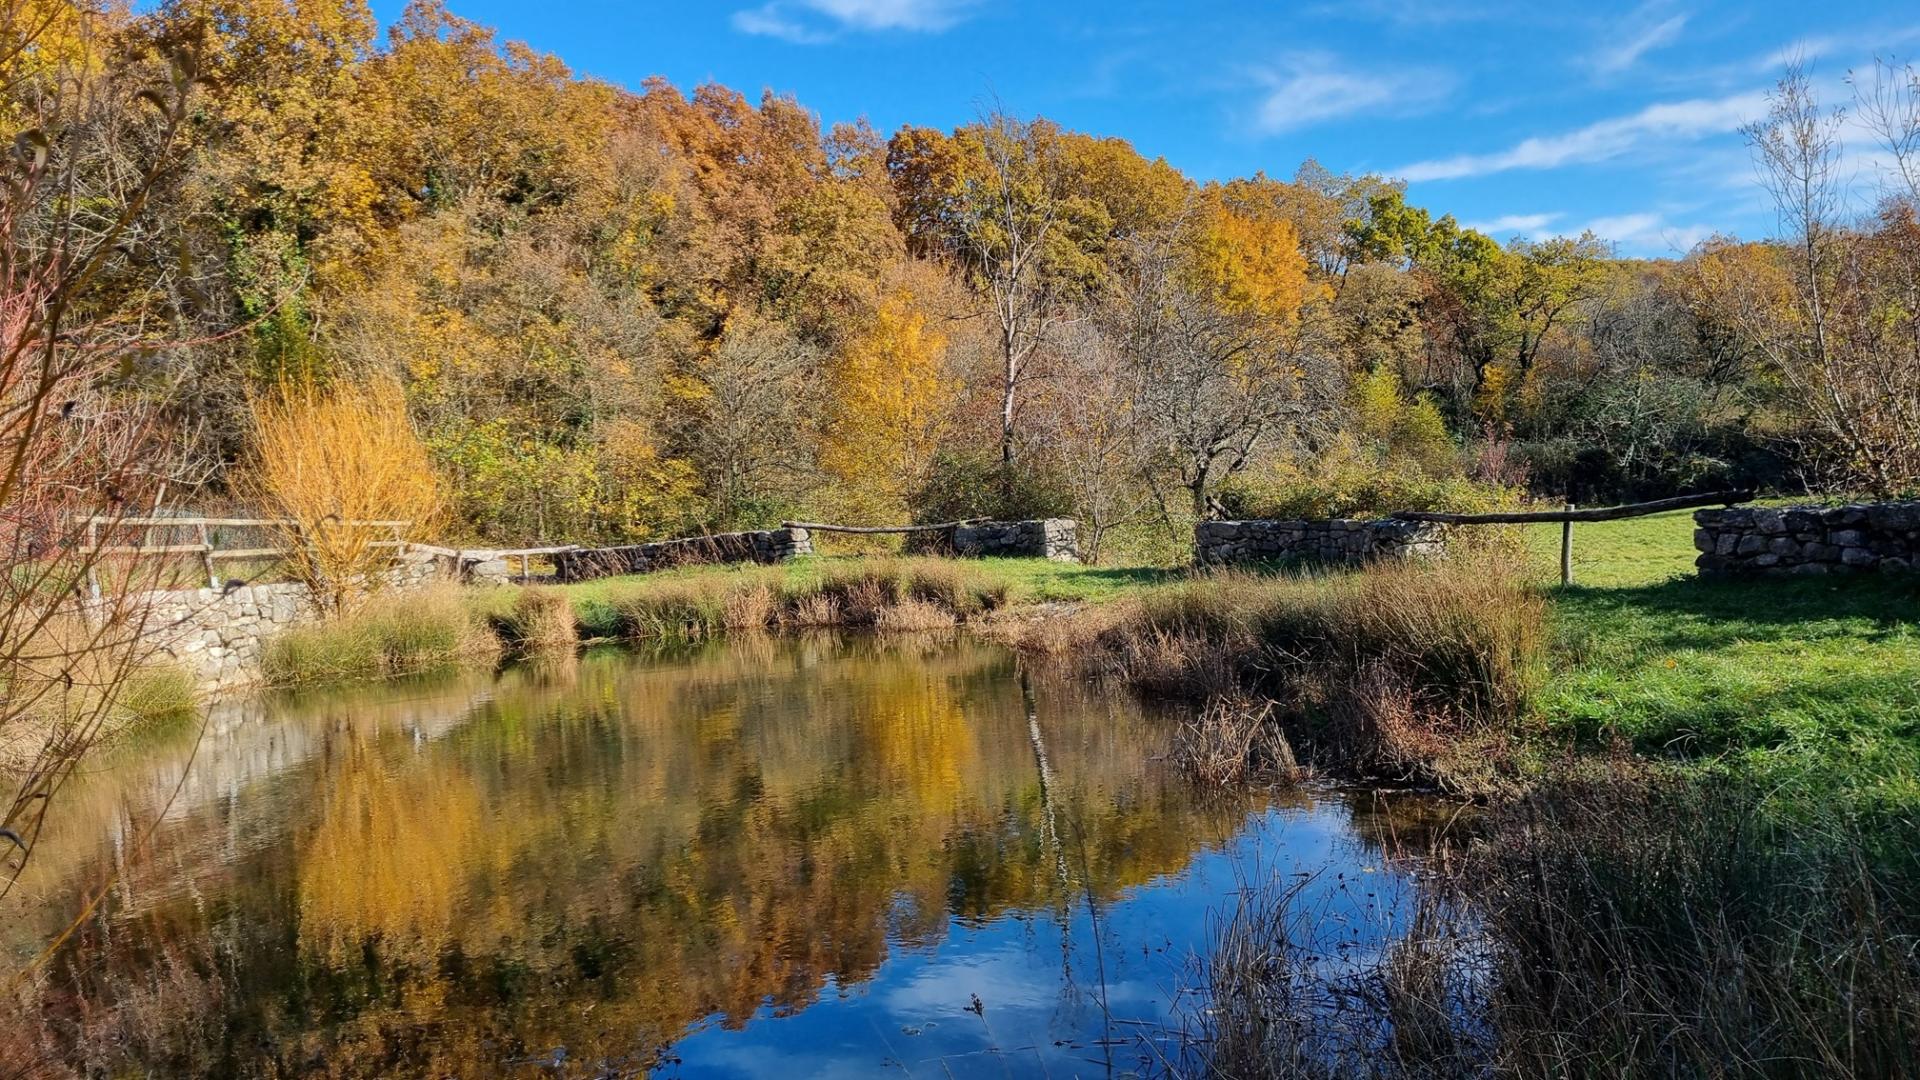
1188;462;1212;521
1000;349;1018;466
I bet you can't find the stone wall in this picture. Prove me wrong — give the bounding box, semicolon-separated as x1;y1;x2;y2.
136;550;451;690
1194;518;1447;567
552;527;813;583
952;519;1079;561
1694;502;1920;576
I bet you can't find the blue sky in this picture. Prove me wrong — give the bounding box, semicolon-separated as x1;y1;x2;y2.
375;1;1920;257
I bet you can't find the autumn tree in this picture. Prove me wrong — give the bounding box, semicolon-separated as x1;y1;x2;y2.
1118;200;1333;519
675;310;824;527
821;288;956;513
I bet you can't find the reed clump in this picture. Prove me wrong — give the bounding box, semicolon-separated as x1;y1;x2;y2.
1174;694;1302;786
489;586;577;650
1467;777;1920;1077
262;586;499;685
1083;556;1546;791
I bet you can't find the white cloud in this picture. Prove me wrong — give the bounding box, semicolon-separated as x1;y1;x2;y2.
1462;212;1562;234
1249;52;1453;135
1592;8;1687;74
732;0;972;42
1396;90;1767;181
1580;211;1713;254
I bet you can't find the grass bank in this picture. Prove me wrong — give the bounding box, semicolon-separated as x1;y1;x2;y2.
1009;555;1548;793
261;586;500;686
261;511;1919;813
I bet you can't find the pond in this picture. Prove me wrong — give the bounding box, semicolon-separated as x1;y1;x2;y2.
10;636;1446;1077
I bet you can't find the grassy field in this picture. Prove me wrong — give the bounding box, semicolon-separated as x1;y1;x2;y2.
1521;510;1920;812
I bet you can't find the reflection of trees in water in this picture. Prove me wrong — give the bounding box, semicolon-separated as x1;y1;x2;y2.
18;638;1295;1076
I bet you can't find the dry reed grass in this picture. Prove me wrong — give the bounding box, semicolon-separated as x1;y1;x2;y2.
873;598;958;631
1173;694;1302;786
595;558;1014;640
1073;556;1545;792
491;587;576;650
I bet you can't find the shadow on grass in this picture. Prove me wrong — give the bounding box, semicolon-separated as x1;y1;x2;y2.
1059;566;1186;588
1551;572;1920;651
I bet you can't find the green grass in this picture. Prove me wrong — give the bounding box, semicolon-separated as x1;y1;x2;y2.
1521;509;1920;812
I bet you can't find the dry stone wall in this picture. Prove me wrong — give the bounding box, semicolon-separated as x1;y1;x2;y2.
1194;518;1447;567
553;527;813;583
136;550;451;690
952;519;1079;561
1694;502;1920;576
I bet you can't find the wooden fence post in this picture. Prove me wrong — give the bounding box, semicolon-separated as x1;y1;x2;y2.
199;522;218;589
1561;503;1574;587
85;519;102;603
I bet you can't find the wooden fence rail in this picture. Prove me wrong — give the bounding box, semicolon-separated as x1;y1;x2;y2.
779;518;985;535
1390;489;1754;585
1388;489;1753;526
76;515;412;593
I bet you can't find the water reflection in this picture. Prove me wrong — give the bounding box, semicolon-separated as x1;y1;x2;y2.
12;636;1439;1077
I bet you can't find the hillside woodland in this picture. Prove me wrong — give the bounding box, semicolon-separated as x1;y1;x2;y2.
7;0;1920;563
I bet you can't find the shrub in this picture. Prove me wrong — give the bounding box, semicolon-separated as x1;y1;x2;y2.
1219;436;1524;523
245;377;442;615
908;448;1073;524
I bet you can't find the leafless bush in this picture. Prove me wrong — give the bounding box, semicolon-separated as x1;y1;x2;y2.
0;17;202;899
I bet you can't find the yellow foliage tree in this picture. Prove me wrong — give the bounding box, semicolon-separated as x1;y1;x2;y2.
1184;200;1317;325
822;290;956;513
248;377;442;614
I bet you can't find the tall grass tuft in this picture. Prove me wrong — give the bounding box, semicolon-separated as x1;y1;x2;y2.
1468;777;1920;1077
1083;557;1545;791
263;587;498;686
490;587;578;650
111;666;200;735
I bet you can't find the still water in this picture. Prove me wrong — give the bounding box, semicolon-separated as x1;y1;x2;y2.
14;636;1439;1077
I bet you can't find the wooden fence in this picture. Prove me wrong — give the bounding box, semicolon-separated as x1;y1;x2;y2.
1390;489;1754;585
77;516;412;595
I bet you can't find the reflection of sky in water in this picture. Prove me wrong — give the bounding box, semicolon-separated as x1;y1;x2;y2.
665;804;1406;1078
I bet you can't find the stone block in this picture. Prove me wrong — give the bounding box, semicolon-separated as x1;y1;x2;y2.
1840;546;1879;567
